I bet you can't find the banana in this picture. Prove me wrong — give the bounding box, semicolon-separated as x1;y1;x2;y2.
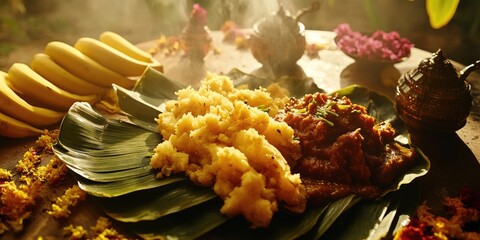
6;63;98;111
31;53;109;96
44;41;136;89
0;71;64;127
74;37;162;77
99;31;153;63
0;111;44;138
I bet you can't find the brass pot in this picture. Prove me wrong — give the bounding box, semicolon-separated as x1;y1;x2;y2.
248;5;306;76
395;49;479;132
249;21;306;71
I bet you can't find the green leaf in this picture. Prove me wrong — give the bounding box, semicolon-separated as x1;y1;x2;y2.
54;71;430;239
133;66;186;103
321;198;388;239
133;68;187;101
54;103;161;177
321;182;420;240
426;0;460;29
76;173;185;197
113;84;163;132
265;206;329;240
309;195;361;239
130;198;229;240
207;205;330;240
94;180;217;222
54;144;154;181
113;67;186;132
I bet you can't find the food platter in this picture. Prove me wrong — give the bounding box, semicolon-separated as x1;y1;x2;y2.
51;67;429;239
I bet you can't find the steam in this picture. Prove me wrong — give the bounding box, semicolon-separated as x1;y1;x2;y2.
20;0;429;45
53;0;190;43
208;0;280;28
49;0;301;43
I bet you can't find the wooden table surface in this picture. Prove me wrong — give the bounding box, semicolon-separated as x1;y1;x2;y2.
1;30;479;239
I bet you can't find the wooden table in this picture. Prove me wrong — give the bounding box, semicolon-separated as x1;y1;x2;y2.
1;30;479;238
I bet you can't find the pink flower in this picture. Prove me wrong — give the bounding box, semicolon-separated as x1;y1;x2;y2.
191;3;208;26
334;23;413;61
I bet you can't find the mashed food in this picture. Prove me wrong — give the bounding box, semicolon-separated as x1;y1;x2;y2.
150;73;306;228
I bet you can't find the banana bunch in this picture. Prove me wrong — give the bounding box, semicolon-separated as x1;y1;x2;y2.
0;31;161;138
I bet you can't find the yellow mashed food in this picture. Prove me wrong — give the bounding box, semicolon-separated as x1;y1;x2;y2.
150;73;306;228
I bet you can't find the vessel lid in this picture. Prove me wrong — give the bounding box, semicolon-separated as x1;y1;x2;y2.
414;49;464;89
255;5;300;37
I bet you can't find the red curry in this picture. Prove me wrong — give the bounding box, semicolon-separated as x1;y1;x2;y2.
277;92;416;206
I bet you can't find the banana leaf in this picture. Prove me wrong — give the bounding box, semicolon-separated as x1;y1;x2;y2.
54;102;161;184
307;195;362;239
130;198;229;240
111;67;186;131
75;173;185;197
54;144;154;182
197;205;330;240
320;182;420;240
133;67;187;103
93;180;216;222
113;84;163;132
64;162;153;183
53;68;430;239
57;103;160;167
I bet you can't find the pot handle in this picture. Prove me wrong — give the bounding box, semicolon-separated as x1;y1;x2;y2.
459;60;480;81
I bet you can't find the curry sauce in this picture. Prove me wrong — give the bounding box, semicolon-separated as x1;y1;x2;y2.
278;92;417;206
